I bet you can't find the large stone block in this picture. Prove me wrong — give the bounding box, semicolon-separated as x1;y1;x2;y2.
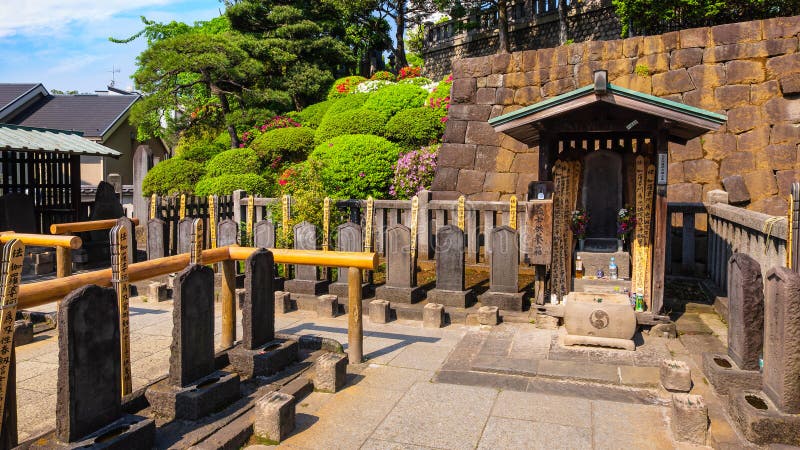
369;299;391;324
768;36;800;55
509;153;537;173
563;292;636;345
485;73;504;88
452;56;491;79
683;159;718;184
669;48;703;69
495;87;515;105
765;97;800;123
474;145;499;171
705;41;768;63
737;126;771;153
450;78;476;104
702;132;737;161
431;168;459;191
449;104;491;122
766;53;800;79
442;120;467;144
715;85;751;109
669;138;703;162
668;162;684;183
314;352;347;393
635;53;669;74
777;170;800;196
475;87;496;105
652;69;695;95
680;27;709;48
772;122;800;145
423;303;444;328
780;74;800;95
750;197;788;216
484;172;518;193
682;88;717;110
763;267;800;414
726;60;765;84
456;169;486;195
316;295;338;318
514;86;540;105
671;394;708;445
661;360;692;392
763;16;800;39
667;183;702;203
623;36;643;57
728;253;764;371
438;143;476;169
726;105;760;134
722;175;751;204
750;80;780;105
254;392;295;443
720;153;755;179
477;306;499;326
765;144;796;170
743;169;778;201
465;121;501;146
702;353;761;396
612;73;652;94
491;52;521;74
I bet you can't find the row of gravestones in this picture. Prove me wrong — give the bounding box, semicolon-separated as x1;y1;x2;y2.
702;252;800;445
31;249;296;448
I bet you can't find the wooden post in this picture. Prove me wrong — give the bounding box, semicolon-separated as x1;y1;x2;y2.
347;266;363;364
221;259;236;349
651;128;669;313
56;245;72;277
110;225;132;396
0;240;24;438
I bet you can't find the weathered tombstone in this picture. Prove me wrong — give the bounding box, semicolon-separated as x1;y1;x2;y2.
116;217;136;265
217;219;239;247
107;173;122;198
89;181;125;236
229;249;298;378
147;218;169;260
374;224;424;303
0;193;36;233
146;265;240;420
284;221;328;295
427;225;474;307
177;218;194;254
254;220;275;249
728;266;800;446
132;145;153;225
727;253;764;370
329;223;371;301
40;285;154;448
479;226;525;311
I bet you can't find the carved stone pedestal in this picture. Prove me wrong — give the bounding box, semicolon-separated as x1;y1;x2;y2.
146;370;240;420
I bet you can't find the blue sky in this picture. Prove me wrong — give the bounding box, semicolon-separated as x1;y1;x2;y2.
0;0;223;93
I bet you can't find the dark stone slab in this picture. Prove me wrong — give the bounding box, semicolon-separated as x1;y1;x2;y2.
34;415;155;450
146;219;168;260
435;225;466;291
328;282;372;301
56;285;121;443
763;267;800;414
241;249;275;350
701;353;761;396
374;285;425;304
177;218;194;255
727;253;764;371
284;279;329;296
229;339;298;379
89;182;124;242
293;221;318;281
253;220;275;249
729;390;800;446
487;226;520;294
0;192;36;233
385;224;415;288
582;150;622;239
479;291;525;311
169;264;215;387
13;320;33;346
427;288;475;308
145;370;240;421
217;219;239;247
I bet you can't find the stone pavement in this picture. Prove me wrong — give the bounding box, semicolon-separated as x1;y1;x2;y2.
16;292;737;448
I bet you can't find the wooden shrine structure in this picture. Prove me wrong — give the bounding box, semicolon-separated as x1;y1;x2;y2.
489;70;727;313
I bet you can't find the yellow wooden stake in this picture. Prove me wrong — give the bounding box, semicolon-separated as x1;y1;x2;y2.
191;218;204;266
457;196;465;231
110;226;132;396
179;194;186;220
246;195;255;246
209;195;217;249
364;197;374;253
0;239;24;425
509;195;518;229
150;194;157;220
323;197;331;251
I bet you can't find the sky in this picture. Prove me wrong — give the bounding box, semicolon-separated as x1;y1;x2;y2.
0;0;224;93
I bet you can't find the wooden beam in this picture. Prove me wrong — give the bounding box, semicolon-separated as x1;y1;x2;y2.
651;128;669;313
50;218;140;235
348;267;363;364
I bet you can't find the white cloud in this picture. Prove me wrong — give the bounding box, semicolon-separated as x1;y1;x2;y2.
0;0;175;38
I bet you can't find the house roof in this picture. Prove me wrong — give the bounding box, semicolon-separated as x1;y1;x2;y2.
0;124;121;156
0;83;47;122
488;71;727;145
9;93;139;140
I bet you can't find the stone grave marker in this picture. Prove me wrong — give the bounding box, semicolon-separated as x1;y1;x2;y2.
147;218;168;260
107;173;122;197
116;217;136;265
727;253;764;371
763;266;800;413
50;285;154;447
89;181;125;241
329;222;370;301
427;225;474;307
479;226;525;311
177;218;194;254
375;224;424;303
0;193;36;233
217;219;239;247
284;221;328;295
230;249;298;378
145;264;240;420
254;220;275;249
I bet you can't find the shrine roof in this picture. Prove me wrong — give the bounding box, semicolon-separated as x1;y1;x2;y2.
488;71;727;145
0;124;121;157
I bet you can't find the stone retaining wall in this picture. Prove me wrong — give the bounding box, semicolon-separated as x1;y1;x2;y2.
432;16;800;215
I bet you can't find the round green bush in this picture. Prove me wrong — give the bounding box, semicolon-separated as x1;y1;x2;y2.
288;100;333;129
212;131;233;150
175;142;221;164
141;158;205;196
324;93;370;117
194;174;272;196
363;84;427;117
309;134;401;199
250;127;315;163
314;108;389;144
327;76;367;99
384;107;445;146
205;148;261;177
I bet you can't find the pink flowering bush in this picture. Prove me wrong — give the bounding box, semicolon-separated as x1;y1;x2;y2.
390;144;439;199
398;66;421;80
239;115;301;147
425;74;453;118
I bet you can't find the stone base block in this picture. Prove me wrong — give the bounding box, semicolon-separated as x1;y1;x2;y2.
14;320;33;346
273;276;285;292
701;353;761;396
254;392;295;443
576;250;630;279
148;282;168;302
729;390;800;446
229;339;299;379
649;322;677;338
35;261;54;275
145;370;240;420
477;306;499;326
479;291;525;311
275;291;291;314
34;414;155;450
534;314;559;329
423;303;445;328
284;279;329;296
369;300;391;324
671;394;708;445
328;282;373;301
375;285;425;304
562;334;635;351
314;352;348;393
317;295;338;318
661;360;692;392
427;288;475;308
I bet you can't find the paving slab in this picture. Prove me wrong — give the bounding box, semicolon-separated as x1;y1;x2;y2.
478;416;592;450
491;390;593;428
537;360;620;384
592;400;675;450
387;343;454;371
357;364;434;392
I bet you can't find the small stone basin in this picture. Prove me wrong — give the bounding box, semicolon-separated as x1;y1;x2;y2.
564;292;636;340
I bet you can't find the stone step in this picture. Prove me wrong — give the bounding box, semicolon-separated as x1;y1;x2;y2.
576;250;631;279
572;277;632;294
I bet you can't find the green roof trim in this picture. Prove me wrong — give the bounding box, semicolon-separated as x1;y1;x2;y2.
0;123;121;157
488;82;727;127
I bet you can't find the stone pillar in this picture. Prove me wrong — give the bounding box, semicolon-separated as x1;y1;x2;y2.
427;225;475;307
727;253;764;371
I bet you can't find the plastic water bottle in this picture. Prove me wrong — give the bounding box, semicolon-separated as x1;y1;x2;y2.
609;257;618;280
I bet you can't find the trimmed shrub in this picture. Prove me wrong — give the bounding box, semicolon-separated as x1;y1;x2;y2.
175;142;221;164
212;132;232;150
398;77;433;87
309;134;401;199
194;173;271;196
141;158;205;196
288;100;333;129
205;148;261;177
314;108;390;144
370;71;395;81
390;144;439;199
384;107;445;146
324;93;370;117
355;80;394;94
363;84;427;117
426;74;453;117
327;75;367;99
250;127;315;164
